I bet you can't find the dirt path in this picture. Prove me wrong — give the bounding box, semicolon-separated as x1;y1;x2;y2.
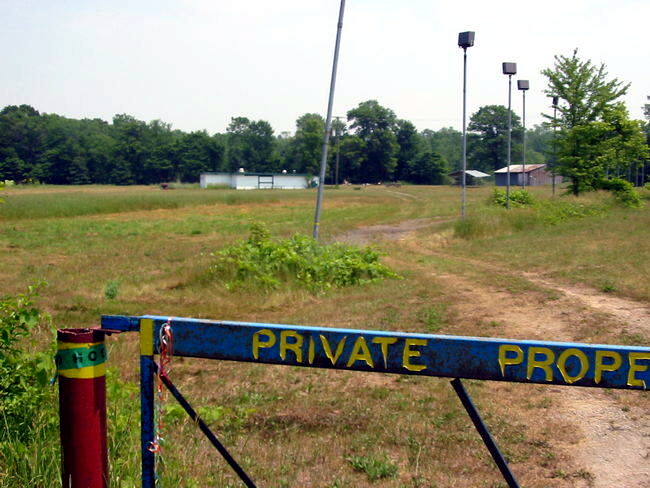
334;218;449;245
523;273;650;337
335;220;650;487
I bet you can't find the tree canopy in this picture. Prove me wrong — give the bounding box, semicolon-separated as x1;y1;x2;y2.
468;105;522;172
542;50;647;193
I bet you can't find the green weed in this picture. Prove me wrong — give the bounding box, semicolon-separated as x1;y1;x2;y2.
104;279;120;300
209;223;399;293
490;188;535;208
347;455;398;481
417;304;446;333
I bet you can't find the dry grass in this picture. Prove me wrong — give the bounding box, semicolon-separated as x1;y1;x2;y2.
1;184;648;487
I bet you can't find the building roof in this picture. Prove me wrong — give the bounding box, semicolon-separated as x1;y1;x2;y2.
494;164;546;174
201;172;311;177
448;170;490;178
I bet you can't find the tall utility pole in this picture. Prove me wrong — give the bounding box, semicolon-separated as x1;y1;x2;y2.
458;31;475;220
502;63;517;209
517;80;529;187
552;96;558;196
312;0;346;240
333;116;345;188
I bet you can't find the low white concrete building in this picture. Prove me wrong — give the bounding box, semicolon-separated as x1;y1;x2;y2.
200;172;317;190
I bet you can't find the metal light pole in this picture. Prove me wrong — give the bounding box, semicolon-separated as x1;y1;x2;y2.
333;115;344;188
502;63;517;209
517;80;529;188
313;0;346;240
458;31;475;219
552;95;558;196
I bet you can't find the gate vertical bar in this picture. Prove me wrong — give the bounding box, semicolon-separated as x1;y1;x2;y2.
451;378;520;488
158;374;258;487
57;328;109;487
140;318;156;488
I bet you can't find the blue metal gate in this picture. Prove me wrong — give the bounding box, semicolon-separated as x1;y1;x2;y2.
101;315;649;487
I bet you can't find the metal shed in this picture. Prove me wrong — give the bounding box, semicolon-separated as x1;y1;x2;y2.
200;172;317;190
494;164;561;186
448;170;490;186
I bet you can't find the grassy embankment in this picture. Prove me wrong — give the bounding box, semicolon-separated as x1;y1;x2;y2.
0;184;648;487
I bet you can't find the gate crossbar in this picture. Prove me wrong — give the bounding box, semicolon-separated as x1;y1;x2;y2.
100;314;649;488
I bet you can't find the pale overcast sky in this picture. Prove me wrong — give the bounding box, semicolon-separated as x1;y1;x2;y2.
1;0;648;135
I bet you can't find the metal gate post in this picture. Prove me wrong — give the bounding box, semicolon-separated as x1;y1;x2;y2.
451;378;520;488
56;328;109;487
140;318;156;488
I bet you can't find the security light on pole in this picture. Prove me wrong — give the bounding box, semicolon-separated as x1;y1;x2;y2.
517;80;529;188
552;96;559;195
502;62;517;209
458;31;475;219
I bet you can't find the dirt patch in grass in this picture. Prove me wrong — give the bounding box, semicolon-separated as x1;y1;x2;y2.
334;218;450;245
523;272;650;338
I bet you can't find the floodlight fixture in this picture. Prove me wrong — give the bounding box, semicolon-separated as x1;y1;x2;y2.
502;62;517;207
502;62;517;75
518;80;529;187
458;31;475;219
552;95;559;107
458;31;475;49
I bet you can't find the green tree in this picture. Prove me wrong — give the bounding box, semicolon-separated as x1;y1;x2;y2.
173;131;224;182
394;120;421;181
347;100;398;182
407;151;449;185
226;117;277;172
0;105;44;181
542;49;629;128
542;51;646;193
289;113;324;175
337;135;366;183
421;127;462;171
468;105;522;173
558;104;648;193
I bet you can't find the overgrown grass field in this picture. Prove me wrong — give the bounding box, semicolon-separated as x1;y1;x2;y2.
1;183;648;487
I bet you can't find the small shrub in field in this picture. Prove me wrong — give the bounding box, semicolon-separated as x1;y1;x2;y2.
490;188;534;208
598;178;643;208
104;279;120;300
347;455;398;481
209;223;399;292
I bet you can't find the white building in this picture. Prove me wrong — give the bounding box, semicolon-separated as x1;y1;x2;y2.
200;172;318;190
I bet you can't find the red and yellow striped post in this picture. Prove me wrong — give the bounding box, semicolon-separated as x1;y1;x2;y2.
56;328;109;487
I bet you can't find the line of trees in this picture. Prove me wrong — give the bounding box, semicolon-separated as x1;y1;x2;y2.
0;101;555;186
2;50;648;188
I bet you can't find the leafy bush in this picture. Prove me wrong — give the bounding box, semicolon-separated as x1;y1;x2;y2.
209;223;399;292
597;178;643;208
490;188;534;207
0;284;53;442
